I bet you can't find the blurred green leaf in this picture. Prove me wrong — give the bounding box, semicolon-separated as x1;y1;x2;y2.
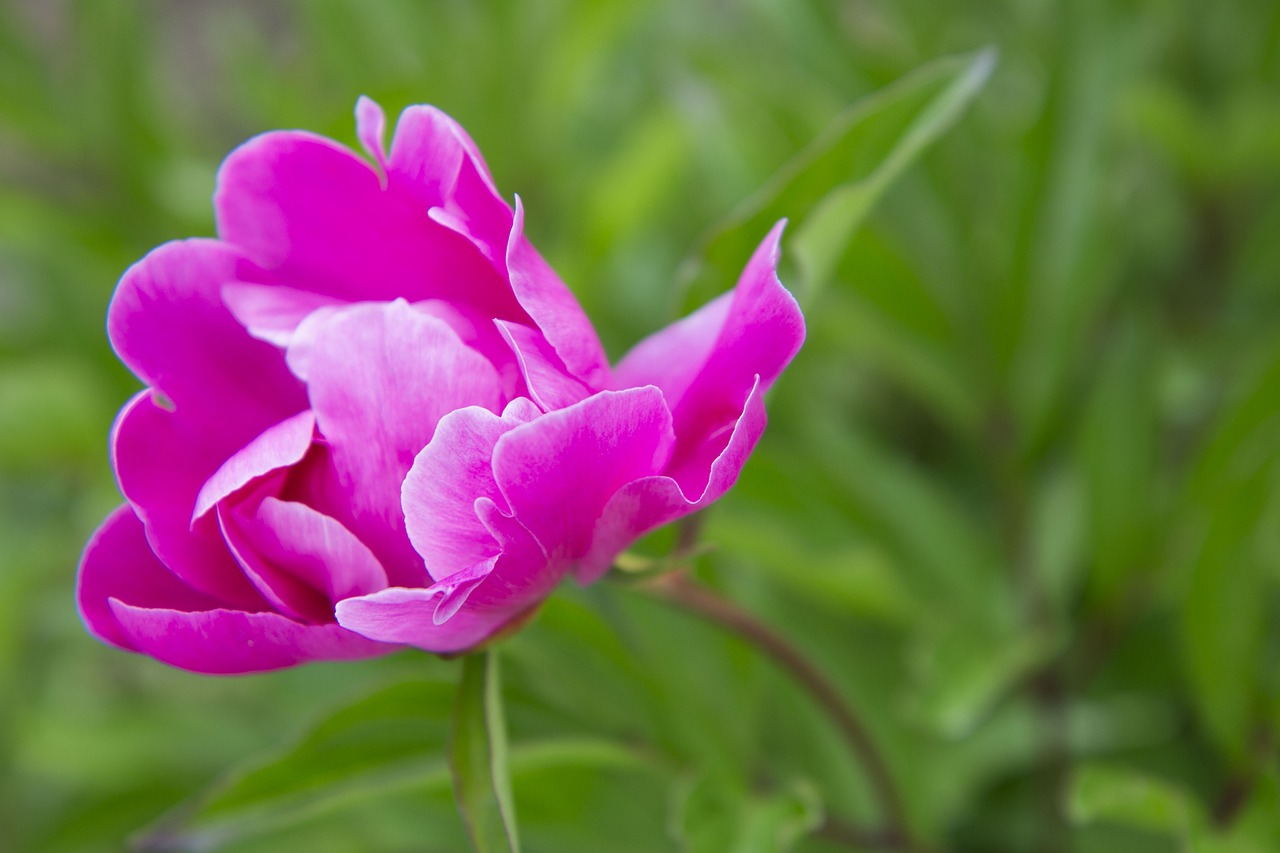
1069;762;1201;844
668;774;822;853
791;49;996;306
134;679;456;851
451;651;520;853
680;47;995;309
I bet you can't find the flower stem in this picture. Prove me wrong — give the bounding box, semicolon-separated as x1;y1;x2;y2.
637;569;920;851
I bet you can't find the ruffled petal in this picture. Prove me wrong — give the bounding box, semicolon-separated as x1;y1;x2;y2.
337;505;557;654
77;504;228;651
402;398;540;581
612;222;803;495
492;387;675;563
291;300;504;584
214;129;524;322
577;375;767;582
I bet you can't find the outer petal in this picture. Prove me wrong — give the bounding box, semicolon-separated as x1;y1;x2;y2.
214;129;525;322
77;505;228;651
113;392;267;608
337;505;558;654
402;398;541;581
613;221;804;495
106;600;392;675
492;387;675;562
291;300;504;584
577;376;767;582
107;238;306;433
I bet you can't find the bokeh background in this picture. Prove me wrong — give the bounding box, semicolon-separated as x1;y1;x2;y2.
3;1;1280;851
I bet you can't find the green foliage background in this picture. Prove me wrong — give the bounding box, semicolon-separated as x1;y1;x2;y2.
2;1;1279;850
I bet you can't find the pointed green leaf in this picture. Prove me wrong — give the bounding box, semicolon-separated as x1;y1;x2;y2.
678;47;995;310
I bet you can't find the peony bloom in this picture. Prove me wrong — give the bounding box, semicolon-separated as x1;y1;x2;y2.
77;97;804;674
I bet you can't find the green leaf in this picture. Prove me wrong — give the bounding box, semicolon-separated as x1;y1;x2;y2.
678;47;995;309
1068;762;1202;844
791;49;996;306
133;679;457;851
668;774;822;853
451;650;521;853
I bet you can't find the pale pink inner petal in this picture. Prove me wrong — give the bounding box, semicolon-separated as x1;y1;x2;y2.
290;300;504;585
402;398;541;581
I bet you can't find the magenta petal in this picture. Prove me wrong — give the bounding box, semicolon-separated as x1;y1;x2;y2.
506;197;611;390
495;320;592;412
113;392;267;608
613;221;803;495
232;497;388;607
492;387;675;562
355;95;388;174
402;398;540;581
294;300;503;583
214;130;520;320
221;282;343;347
107;599;392;675
388;105;502;216
193;410;316;521
77;505;228;651
337;507;556;654
577;376;767;582
108;238;306;434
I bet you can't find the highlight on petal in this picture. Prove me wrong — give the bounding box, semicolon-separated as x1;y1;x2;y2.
495;320;592;412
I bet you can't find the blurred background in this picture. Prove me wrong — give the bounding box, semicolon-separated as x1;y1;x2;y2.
2;1;1280;851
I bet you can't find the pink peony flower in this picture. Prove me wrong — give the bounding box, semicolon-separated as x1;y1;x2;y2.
77;97;805;674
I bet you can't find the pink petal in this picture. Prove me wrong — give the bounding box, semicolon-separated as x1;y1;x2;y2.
337;506;557;654
193;410;316;522
214;129;524;322
402;398;540;582
77;504;228;652
108;238;306;436
112;391;268;608
495;320;592;412
107;599;392;675
292;301;503;584
387;105;503;221
230;494;386;607
613;221;804;496
355;95;388;174
505;196;611;390
492;387;675;562
221;283;344;347
577;375;767;582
